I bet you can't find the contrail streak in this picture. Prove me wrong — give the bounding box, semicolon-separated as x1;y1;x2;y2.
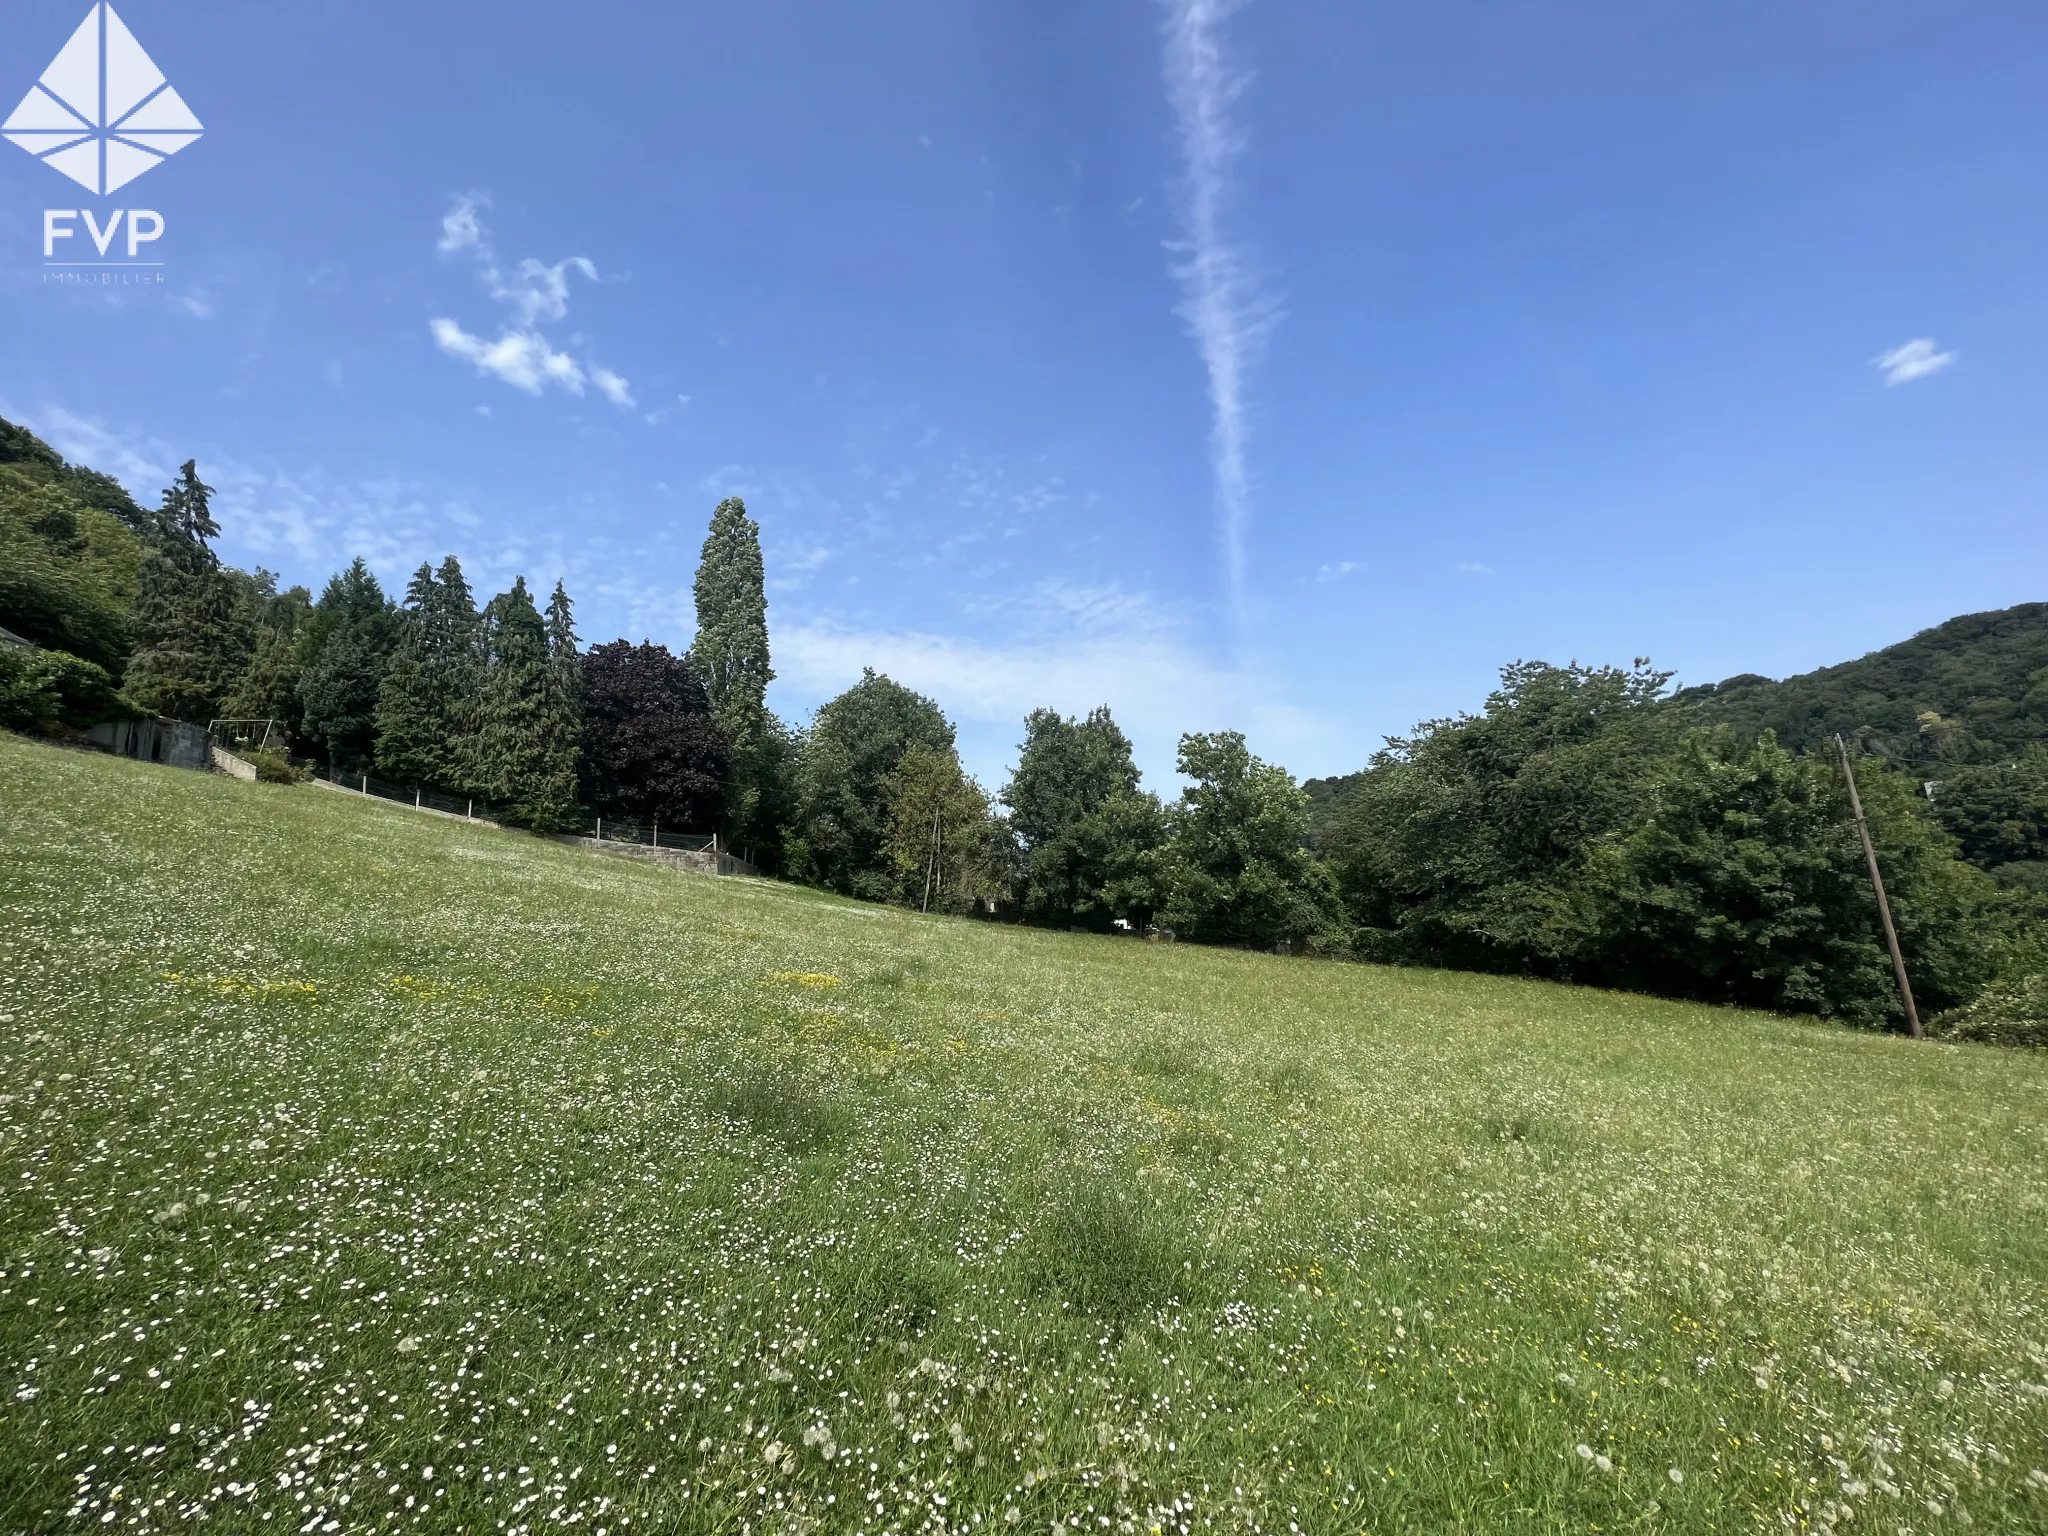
1161;0;1273;631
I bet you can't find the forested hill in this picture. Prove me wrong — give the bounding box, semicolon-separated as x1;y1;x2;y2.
1677;602;2048;765
0;418;148;531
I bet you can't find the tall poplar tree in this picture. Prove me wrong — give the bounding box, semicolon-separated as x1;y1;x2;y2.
692;496;771;722
692;495;787;862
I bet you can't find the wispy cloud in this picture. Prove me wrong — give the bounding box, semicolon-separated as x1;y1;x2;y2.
23;404;174;492
428;321;587;397
437;191;491;256
1161;0;1276;630
429;195;634;408
1873;337;1956;387
1315;560;1361;582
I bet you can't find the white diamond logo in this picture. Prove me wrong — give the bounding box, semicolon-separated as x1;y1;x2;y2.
4;3;202;196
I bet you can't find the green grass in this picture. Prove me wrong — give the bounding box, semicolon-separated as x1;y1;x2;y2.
2;733;2045;1535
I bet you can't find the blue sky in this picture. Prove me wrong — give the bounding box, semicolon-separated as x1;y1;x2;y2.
4;0;2044;790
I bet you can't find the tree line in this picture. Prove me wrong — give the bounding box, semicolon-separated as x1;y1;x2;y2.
3;416;2043;1041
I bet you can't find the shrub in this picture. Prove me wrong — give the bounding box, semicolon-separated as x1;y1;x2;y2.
1932;973;2048;1049
0;645;126;732
251;748;304;784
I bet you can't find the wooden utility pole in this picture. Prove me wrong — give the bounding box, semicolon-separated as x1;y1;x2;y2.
1836;734;1922;1039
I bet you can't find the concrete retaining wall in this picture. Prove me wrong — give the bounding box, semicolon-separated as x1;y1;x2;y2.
548;834;758;878
210;745;258;781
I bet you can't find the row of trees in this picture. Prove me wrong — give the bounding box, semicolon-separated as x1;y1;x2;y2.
4;415;2042;1036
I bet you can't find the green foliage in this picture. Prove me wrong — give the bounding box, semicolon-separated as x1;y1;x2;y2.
374;557;483;792
1681;601;2048;767
471;577;583;830
691;496;786;860
1300;769;1364;849
1159;731;1346;949
881;741;1014;912
692;496;772;724
296;558;396;771
124;464;251;723
0;414;149;532
1330;662;2027;1027
250;747;304;784
1927;744;2048;882
535;580;586;829
1005;706;1163;929
1331;661;1686;966
1602;733;2014;1022
1933;971;2048;1049
219;574;311;727
791;670;955;899
0;467;145;672
0;645;126;732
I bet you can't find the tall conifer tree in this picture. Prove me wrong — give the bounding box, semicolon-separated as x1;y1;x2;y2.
530;581;585;829
374;563;444;786
125;462;249;722
298;558;396;772
475;577;581;827
432;555;485;792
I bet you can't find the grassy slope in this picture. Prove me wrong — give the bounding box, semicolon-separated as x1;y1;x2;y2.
2;734;2045;1536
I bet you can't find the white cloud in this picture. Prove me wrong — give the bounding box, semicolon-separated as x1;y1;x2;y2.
1873;337;1956;386
430;195;632;409
1315;560;1361;582
1457;561;1495;575
590;365;635;409
438;192;490;256
1161;0;1278;630
491;255;598;326
430;318;589;397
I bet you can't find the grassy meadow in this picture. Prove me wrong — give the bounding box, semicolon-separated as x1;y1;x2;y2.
2;732;2046;1535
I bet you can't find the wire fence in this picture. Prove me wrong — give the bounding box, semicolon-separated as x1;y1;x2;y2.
574;815;717;854
315;766;496;823
308;769;757;870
